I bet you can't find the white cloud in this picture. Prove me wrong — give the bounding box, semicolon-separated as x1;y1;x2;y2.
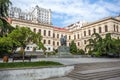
10;0;120;27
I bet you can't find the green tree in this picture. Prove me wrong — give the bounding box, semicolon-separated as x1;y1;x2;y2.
113;38;120;55
8;27;35;62
86;33;120;57
0;0;12;18
0;0;14;37
102;33;113;54
0;18;14;37
70;40;77;54
36;32;46;53
86;33;103;54
0;36;20;57
103;33;120;56
8;27;44;61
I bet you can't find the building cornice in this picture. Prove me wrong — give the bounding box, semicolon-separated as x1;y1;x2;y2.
72;17;120;32
82;17;120;28
12;18;53;28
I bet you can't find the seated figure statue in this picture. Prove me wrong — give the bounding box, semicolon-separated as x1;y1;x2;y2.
58;35;72;57
60;35;67;46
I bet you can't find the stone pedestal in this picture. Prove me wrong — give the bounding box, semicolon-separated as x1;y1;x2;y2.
57;45;72;58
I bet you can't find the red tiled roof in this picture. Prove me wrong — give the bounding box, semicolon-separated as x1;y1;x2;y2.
53;26;68;31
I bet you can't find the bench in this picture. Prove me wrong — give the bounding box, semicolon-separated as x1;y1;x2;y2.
12;54;31;62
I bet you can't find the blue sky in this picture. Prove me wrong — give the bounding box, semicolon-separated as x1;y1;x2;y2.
10;0;120;28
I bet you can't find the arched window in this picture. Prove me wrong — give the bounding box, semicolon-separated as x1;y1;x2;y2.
48;31;51;36
48;40;50;44
53;41;55;45
44;30;46;36
33;28;36;33
69;36;71;39
44;40;46;44
74;35;76;39
84;40;86;44
53;33;55;38
88;30;91;35
38;29;41;33
114;25;116;31
105;25;108;32
116;25;119;32
99;27;102;33
78;34;79;39
84;31;86;36
69;43;70;46
65;35;67;39
78;42;80;46
48;47;50;51
93;28;96;33
57;42;59;46
57;34;59;38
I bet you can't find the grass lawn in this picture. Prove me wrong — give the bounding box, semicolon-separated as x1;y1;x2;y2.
0;61;63;69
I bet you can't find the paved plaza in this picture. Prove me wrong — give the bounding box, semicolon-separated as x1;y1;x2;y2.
37;58;120;65
0;58;120;80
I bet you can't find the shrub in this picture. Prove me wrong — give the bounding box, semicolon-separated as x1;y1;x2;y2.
92;52;101;57
77;49;85;55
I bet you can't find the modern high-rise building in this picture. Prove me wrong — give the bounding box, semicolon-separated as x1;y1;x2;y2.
8;5;51;25
31;5;51;24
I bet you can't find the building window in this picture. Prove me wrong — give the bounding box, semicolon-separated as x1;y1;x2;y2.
114;25;116;31
65;35;67;39
38;29;41;33
84;31;86;36
27;47;29;50
48;47;50;51
74;35;76;39
57;34;59;38
48;31;51;36
69;36;71;40
57;42;59;46
105;25;108;32
48;40;50;44
93;28;96;33
78;42;80;46
88;30;91;35
53;41;55;45
99;27;102;33
78;34;79;39
44;40;46;44
69;43;70;46
116;25;119;32
44;30;46;36
85;48;87;52
84;40;86;44
33;28;36;33
53;33;55;38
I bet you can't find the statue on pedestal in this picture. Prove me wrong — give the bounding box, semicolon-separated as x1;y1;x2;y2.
57;35;72;57
60;35;67;46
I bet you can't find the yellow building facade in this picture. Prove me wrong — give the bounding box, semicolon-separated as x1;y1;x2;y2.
11;16;120;52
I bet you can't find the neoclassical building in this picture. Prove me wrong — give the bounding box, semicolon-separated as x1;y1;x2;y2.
10;15;120;52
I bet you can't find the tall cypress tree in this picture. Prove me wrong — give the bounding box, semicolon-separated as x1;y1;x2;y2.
70;40;77;54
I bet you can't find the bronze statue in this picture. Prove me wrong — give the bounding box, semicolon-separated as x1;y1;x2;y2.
60;35;67;46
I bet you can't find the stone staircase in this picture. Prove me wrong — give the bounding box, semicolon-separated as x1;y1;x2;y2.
67;61;120;80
